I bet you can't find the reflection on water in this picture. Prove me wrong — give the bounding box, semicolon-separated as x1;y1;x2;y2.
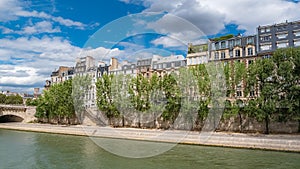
0;129;300;169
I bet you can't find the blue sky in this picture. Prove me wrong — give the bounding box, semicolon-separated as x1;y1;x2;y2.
0;0;300;93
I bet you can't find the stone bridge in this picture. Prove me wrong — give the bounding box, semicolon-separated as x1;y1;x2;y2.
0;104;36;123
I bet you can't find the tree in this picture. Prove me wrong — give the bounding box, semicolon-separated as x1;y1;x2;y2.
160;73;181;125
96;74;119;125
26;98;39;106
192;64;211;127
128;74;151;127
5;94;23;105
246;58;277;134
272;47;300;131
0;93;6;104
72;75;92;123
35;79;76;124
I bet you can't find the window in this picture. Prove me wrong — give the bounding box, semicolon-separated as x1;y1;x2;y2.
221;41;226;48
266;27;271;32
229;50;233;58
153;65;157;69
228;40;234;48
294;40;300;47
221;52;226;59
294;31;300;37
215;42;219;50
250;91;255;97
260;29;265;33
277;33;287;39
247;37;254;44
277;42;288;48
277;26;286;31
214;52;219;60
263;55;271;59
260;44;271;51
235;39;241;46
248;60;253;65
235;49;241;57
158;64;162;69
260;35;271;41
236;91;242;97
247;47;253;56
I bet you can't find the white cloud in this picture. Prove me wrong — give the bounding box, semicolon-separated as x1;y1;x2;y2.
0;36;128;92
0;66;43;86
0;26;14;34
80;47;124;63
151;36;184;48
0;0;22;21
126;0;300;36
0;0;86;29
17;21;61;34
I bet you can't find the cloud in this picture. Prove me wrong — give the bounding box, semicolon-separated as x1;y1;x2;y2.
17;21;61;34
124;0;300;36
0;0;22;21
80;47;125;63
151;36;184;48
0;36;128;92
0;0;86;29
0;26;14;34
15;10;86;29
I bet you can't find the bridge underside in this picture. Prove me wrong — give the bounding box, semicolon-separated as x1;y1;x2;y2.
0;115;24;123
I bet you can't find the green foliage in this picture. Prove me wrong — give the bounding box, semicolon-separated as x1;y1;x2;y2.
212;34;234;41
72;75;92;122
0;93;6;104
96;74;119;120
4;94;23;105
26;98;39;106
161;73;181;122
128;74;151;112
35;79;76;124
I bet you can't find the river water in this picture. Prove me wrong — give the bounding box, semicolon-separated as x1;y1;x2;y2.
0;129;299;169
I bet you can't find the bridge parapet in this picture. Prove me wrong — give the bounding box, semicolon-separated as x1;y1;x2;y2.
0;104;36;123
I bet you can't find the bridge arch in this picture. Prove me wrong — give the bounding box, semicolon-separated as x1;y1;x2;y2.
0;104;36;123
0;115;24;123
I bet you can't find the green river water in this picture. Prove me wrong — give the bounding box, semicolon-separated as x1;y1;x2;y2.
0;129;299;169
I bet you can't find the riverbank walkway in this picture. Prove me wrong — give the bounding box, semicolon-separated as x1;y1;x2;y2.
0;123;299;152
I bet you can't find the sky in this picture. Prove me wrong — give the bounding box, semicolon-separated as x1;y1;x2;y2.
0;0;299;93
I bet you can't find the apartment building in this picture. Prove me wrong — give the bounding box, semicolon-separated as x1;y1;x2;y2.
136;57;152;78
257;20;300;58
50;66;74;84
151;54;186;77
186;43;209;66
208;34;257;100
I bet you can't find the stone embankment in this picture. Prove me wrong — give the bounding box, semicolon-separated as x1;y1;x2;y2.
0;123;299;152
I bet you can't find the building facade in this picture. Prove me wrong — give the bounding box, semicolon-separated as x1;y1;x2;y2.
257;20;300;58
151;55;186;77
136;57;152;78
208;34;257;100
50;66;74;84
187;43;209;66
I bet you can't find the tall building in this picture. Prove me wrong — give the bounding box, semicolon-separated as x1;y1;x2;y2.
50;66;74;84
136;57;152;78
186;43;209;66
75;56;95;76
151;54;186;77
208;34;257;100
257;20;300;58
209;34;257;67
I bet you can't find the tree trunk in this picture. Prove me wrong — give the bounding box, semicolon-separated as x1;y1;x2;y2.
238;112;243;132
264;114;270;134
122;115;125;127
298;120;300;133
